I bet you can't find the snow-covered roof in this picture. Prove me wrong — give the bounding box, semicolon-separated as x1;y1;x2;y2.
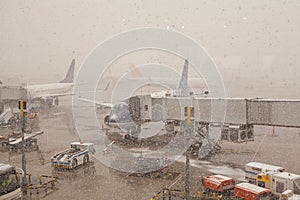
71;142;93;146
236;183;270;194
273;172;300;180
246;162;284;172
206;175;234;184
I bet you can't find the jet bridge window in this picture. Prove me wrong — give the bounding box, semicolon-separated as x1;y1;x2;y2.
144;105;148;111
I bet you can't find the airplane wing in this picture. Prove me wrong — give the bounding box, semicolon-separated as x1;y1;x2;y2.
78;97;114;108
33;87;92;98
33;92;77;98
9;131;44;145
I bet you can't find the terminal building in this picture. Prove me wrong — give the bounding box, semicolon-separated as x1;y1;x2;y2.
0;84;27;124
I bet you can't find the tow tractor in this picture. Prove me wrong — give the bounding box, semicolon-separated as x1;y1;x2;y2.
51;142;95;170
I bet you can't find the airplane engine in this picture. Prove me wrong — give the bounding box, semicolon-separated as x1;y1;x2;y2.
104;102;133;126
104;102;140;137
40;96;58;106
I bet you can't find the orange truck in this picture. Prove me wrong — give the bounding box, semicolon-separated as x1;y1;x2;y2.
234;183;272;200
203;175;235;193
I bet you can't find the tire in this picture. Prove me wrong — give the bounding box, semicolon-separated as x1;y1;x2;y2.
247;130;253;139
124;134;131;140
230;130;238;141
71;159;78;169
240;131;246;140
83;155;89;164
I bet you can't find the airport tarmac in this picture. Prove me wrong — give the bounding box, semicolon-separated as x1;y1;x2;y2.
0;98;300;199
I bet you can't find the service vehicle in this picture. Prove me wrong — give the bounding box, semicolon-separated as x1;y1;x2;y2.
0;163;21;200
202;175;235;194
245;162;285;184
255;172;300;198
271;172;300;197
235;182;272;200
51;142;95;170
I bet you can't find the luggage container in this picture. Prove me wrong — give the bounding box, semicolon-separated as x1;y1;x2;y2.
235;183;272;200
203;175;235;193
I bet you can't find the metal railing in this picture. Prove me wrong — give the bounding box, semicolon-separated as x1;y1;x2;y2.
150;189;224;200
17;173;58;197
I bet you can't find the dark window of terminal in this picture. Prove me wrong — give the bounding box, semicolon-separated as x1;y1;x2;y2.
144;105;148;111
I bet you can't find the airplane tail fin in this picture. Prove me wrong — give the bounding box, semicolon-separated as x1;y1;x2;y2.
177;59;189;97
60;59;75;83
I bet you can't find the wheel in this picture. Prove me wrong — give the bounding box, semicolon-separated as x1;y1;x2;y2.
83;155;89;164
240;131;246;140
230;130;238;141
247;130;253;139
71;159;78;169
124;134;131;140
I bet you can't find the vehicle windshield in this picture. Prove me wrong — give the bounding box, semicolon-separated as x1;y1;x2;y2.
0;170;20;196
294;179;300;195
71;144;87;151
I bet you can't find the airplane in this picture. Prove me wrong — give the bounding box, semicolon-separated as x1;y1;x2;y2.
78;96;138;135
79;59;196;136
78;59;300;160
98;61;210;95
26;59;75;106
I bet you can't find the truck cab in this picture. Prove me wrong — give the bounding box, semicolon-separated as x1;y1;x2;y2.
51;142;95;170
70;142;95;154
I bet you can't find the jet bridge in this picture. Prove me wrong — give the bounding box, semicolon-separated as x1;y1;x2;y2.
154;97;300;128
0;85;27;106
128;95;300;143
247;99;300;128
0;85;27;122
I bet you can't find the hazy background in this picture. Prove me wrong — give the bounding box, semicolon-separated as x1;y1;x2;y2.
1;0;299;98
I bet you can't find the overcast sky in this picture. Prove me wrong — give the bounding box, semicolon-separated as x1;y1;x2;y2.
0;0;299;97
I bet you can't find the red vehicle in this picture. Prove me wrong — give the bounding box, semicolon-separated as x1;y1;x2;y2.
203;175;235;193
234;183;271;200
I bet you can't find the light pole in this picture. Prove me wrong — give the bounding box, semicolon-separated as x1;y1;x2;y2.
184;94;194;200
19;100;28;196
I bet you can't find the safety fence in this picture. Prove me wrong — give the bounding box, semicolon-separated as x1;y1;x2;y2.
17;173;58;197
150;189;224;200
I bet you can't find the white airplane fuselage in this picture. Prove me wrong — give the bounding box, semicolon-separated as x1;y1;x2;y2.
27;83;73;100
